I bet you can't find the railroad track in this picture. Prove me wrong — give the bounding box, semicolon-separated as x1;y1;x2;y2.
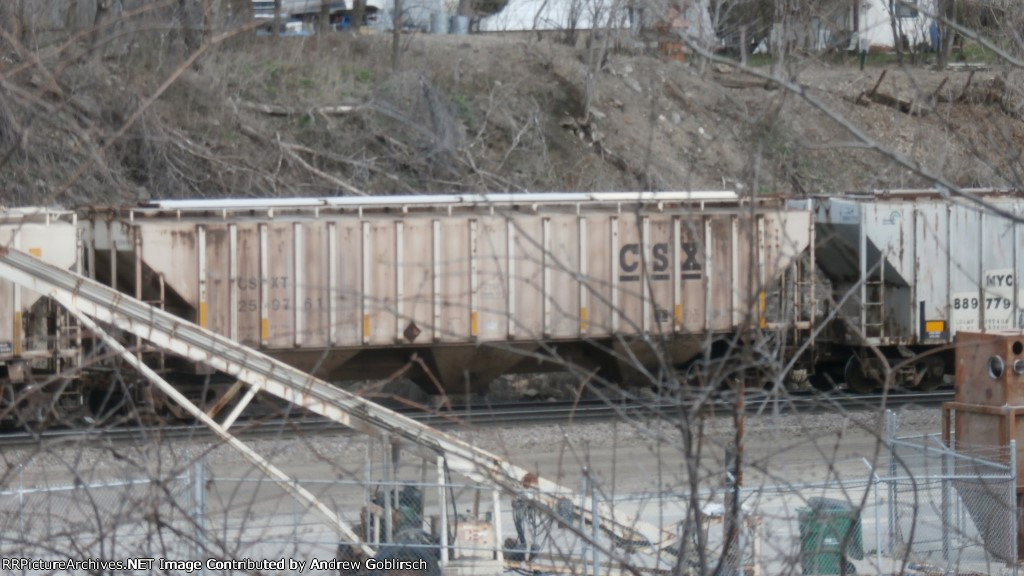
0;389;953;448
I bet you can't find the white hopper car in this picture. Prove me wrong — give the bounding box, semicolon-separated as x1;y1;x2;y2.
78;192;812;394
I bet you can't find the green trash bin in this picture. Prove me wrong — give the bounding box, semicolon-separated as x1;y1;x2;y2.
798;498;864;575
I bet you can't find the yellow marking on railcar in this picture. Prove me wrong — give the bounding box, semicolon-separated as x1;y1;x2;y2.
362;315;371;341
580;307;588;332
674;304;681;324
261;317;269;341
28;248;42;258
470;311;478;337
926;320;945;334
199;302;207;328
758;291;766;329
13;312;21;356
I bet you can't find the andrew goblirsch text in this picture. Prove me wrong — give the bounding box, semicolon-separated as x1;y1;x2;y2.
1;556;429;573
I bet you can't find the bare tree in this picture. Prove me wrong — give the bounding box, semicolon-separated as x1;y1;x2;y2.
392;0;402;70
351;0;367;32
320;0;332;33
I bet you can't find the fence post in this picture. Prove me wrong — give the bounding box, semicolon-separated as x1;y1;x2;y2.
192;457;208;574
365;439;373;542
437;456;448;566
736;488;745;576
941;441;952;574
886;409;898;556
383;434;393;544
1011;439;1018;574
589;472;599;576
874;469;882;574
292;479;299;544
579;473;588;576
18;465;24;536
492;489;504;563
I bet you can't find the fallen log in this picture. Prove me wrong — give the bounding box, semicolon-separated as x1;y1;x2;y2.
860;90;928;116
234;99;360;116
854;70;927;115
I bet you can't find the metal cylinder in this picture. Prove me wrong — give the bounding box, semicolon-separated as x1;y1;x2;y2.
430;11;449;34
449;14;469;35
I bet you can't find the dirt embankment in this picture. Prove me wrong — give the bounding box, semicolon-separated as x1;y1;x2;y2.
2;31;1022;206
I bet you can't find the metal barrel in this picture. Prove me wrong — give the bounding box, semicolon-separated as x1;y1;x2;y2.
430;11;449;34
450;14;469;35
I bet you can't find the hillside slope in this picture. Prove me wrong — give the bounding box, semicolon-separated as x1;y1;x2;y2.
1;32;1022;205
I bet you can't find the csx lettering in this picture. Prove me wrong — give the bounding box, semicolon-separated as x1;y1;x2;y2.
619;244;641;273
618;242;701;282
680;242;701;278
236;276;289;290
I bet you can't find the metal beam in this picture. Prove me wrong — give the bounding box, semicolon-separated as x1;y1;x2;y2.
0;246;672;550
68;309;373;557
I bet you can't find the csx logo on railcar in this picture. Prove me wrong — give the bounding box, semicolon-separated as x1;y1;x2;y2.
618;242;701;282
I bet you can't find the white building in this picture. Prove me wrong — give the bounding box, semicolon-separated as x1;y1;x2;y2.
475;0;935;53
857;0;938;50
478;0;714;44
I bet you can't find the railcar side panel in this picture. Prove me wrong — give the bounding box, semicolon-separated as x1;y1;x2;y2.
709;218;731;331
512;216;544;340
679;214;706;333
438;219;469;341
401;218;434;344
914;203;948;342
647;217;673;335
302;221;330;347
334;220;362;347
235;224;261;347
548;214;579;339
949;205;985;334
84;193;814;390
202;227;226;336
979;207;1018;331
366;219;394;345
585;215;612;336
476;216;508;342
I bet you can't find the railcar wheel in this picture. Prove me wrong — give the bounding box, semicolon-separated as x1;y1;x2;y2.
915;357;946;391
844;356;881;394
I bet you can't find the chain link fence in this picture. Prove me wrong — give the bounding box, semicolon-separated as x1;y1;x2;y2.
0;411;1019;575
0;468;197;567
880;411;1019;575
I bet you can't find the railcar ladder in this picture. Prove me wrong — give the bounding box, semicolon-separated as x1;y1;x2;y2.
862;258;885;339
0;246;675;558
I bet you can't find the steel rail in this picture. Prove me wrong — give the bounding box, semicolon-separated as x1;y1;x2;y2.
0;392;953;447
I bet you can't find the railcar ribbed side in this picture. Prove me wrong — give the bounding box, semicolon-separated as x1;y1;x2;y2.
83;192;813;393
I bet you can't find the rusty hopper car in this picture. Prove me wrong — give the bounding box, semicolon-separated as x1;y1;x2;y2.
0;208;82;423
791;190;1024;392
82;192;812;393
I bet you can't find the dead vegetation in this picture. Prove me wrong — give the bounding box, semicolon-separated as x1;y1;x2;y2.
2;25;1024;206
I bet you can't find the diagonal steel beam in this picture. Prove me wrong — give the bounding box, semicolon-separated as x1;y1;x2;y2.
68;309;374;557
0;246;673;550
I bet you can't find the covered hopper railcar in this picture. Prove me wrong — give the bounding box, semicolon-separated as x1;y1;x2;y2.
793;189;1024;392
0;208;85;425
81;192;814;393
